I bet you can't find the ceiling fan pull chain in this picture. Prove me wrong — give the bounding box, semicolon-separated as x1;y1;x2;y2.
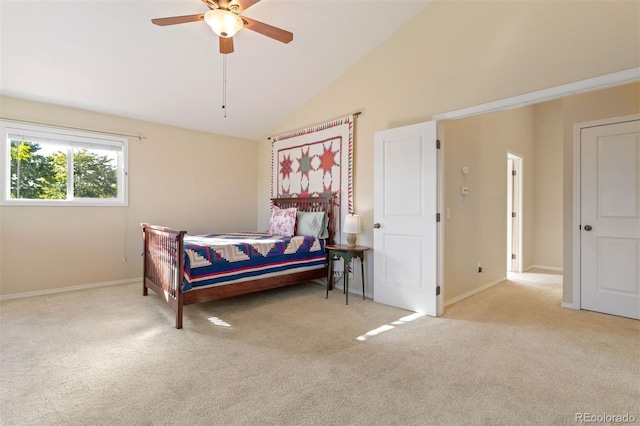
222;54;227;118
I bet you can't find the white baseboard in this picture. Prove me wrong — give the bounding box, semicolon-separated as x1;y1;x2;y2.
444;277;507;307
0;278;141;301
524;265;564;272
561;302;579;310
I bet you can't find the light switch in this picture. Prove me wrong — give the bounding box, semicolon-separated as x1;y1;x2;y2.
461;186;469;195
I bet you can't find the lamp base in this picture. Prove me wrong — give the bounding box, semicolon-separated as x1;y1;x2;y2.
346;233;357;247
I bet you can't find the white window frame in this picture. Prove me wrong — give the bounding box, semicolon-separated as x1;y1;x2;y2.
0;121;128;206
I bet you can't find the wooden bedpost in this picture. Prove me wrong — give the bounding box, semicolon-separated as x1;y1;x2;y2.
141;224;187;329
175;230;185;329
142;223;149;297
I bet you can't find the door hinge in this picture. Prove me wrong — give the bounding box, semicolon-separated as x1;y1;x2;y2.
512;254;516;260
436;285;441;296
436;139;441;149
512;170;517;176
579;224;582;230
436;213;441;222
512;212;516;218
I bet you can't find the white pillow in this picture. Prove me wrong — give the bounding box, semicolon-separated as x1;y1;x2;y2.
295;211;328;239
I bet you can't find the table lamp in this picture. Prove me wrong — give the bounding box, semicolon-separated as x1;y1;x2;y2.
343;214;360;247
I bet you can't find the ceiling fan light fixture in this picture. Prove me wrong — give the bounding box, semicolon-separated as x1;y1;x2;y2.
204;9;243;38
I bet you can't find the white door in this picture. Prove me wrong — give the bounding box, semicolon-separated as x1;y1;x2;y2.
373;121;439;316
580;119;640;320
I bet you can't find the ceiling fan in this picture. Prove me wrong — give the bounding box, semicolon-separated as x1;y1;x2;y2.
151;0;293;54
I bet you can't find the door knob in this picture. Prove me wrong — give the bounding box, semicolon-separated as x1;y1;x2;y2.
584;225;593;231
373;223;381;229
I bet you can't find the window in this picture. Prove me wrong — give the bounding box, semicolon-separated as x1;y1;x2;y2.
1;121;128;206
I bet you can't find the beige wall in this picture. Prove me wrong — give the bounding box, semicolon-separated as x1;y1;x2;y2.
533;100;564;270
258;1;639;302
443;107;535;302
0;96;258;296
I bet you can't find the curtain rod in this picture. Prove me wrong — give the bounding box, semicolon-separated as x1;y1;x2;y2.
267;111;362;140
0;117;146;140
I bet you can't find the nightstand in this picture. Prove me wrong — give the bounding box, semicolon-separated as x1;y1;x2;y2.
325;244;371;304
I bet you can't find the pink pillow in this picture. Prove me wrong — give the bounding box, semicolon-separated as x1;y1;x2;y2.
269;206;297;237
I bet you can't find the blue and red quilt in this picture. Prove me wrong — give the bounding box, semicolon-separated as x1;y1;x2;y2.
182;233;326;291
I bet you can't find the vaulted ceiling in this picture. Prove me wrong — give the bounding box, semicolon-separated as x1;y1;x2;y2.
1;0;430;140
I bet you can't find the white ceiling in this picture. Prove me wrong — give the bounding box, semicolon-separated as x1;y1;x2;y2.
1;0;430;140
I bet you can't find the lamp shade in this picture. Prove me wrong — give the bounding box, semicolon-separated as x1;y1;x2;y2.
204;9;243;38
343;214;360;234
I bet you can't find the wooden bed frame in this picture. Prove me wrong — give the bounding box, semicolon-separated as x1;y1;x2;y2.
142;197;335;329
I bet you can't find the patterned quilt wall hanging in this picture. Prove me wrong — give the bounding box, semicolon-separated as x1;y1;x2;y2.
271;115;354;243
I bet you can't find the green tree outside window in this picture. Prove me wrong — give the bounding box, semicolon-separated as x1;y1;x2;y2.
10;140;117;200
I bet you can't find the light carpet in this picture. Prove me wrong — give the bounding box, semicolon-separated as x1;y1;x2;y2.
1;270;638;425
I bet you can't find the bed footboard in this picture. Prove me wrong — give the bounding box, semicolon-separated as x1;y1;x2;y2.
142;224;186;329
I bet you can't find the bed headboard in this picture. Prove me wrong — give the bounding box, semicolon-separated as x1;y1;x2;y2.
272;196;335;245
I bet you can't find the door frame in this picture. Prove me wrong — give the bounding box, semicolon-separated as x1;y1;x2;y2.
433;67;638;308
571;113;640;310
507;152;523;273
433;68;638;122
436;125;445;316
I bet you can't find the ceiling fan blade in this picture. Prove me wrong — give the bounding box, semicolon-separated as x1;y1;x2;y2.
151;14;205;26
219;37;234;54
241;16;293;44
